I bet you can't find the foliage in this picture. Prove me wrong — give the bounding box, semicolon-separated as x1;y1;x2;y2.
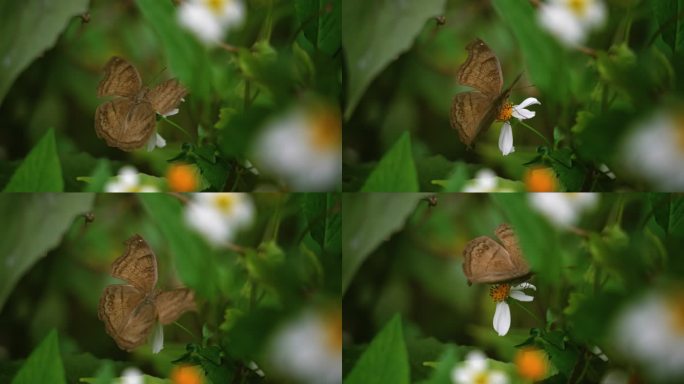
342;0;684;192
343;193;684;383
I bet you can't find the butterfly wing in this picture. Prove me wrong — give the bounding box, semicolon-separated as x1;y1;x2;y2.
155;288;196;325
494;223;530;277
457;39;504;97
98;285;157;351
146;78;188;116
97;57;142;98
94;98;157;151
463;236;522;285
110;234;158;293
450;92;495;146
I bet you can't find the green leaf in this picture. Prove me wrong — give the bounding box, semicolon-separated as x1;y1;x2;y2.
491;0;570;103
138;194;220;301
425;348;457;384
361;132;419;192
0;194;94;310
3;129;63;192
295;0;341;56
0;0;89;104
83;159;113;192
302;193;341;255
649;193;684;236
439;162;469;192
549;148;587;191
491;194;560;285
342;193;426;293
653;0;684;54
136;0;212;101
344;315;409;384
11;329;65;384
342;0;446;118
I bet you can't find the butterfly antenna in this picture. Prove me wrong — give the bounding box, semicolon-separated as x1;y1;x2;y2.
173;321;198;340
148;65;169;86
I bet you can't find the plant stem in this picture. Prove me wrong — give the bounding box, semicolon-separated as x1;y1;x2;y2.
512;299;543;327
160;115;192;139
516;120;552;148
173;321;197;340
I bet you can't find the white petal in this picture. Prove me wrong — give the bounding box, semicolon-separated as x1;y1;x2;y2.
498;122;515;156
509;290;535;302
516;97;541;109
155;133;167;148
119;166;139;187
493;301;511;336
151;323;164;353
162;108;179;117
451;366;475;384
178;2;225;44
513;282;537;291
511;108;535;120
465;350;487;371
489;371;510;384
121;368;143;384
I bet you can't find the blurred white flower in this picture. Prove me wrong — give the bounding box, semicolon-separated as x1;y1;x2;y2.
268;308;341;384
151;322;164;354
621;110;684;189
490;283;536;336
463;169;515;192
538;0;607;46
612;290;684;381
104;166;159;192
600;369;630;384
248;361;265;377
185;193;255;246
121;367;143;384
498;98;541;156
451;350;509;384
178;0;245;44
254;104;341;191
528;193;598;227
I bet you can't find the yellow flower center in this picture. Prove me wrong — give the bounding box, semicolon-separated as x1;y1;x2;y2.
474;372;488;384
667;292;684;335
324;308;343;355
204;0;229;15
213;195;235;214
309;106;342;153
489;284;511;302
567;0;589;16
497;102;513;121
674;112;684;152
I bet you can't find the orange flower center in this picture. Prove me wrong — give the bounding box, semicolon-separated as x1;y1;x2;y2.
489;284;511;302
309;106;342;153
167;163;199;192
524;167;558;192
497;102;513;121
515;348;549;380
171;365;205;384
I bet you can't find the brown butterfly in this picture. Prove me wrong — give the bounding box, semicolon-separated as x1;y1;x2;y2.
98;234;196;351
462;223;531;285
450;39;521;147
94;56;187;151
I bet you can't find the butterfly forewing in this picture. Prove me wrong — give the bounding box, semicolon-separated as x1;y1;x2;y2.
117;299;158;351
462;224;531;285
147;78;188;116
456;39;503;97
155;288;197;325
95;99;157;152
97;57;142;98
111;235;158;293
450;92;493;146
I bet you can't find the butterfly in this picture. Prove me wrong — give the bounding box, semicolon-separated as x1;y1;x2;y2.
462;223;531;285
98;234;196;351
94;56;187;151
450;39;521;147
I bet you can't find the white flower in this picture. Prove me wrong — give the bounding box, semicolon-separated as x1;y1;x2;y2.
254;104;341;191
498;97;541;156
600;369;630;384
151;322;164;354
268;309;341;384
185;193;255;246
146;132;167;152
451;351;509;384
121;367;143;384
462;169;515;192
178;0;245;45
538;0;607;46
104;166;159;192
621;110;684;189
612;290;684;381
528;193;599;227
490;282;536;336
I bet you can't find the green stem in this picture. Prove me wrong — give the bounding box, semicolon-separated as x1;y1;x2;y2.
160;115;192;139
516;120;552;148
511;299;543;327
173;321;197;340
